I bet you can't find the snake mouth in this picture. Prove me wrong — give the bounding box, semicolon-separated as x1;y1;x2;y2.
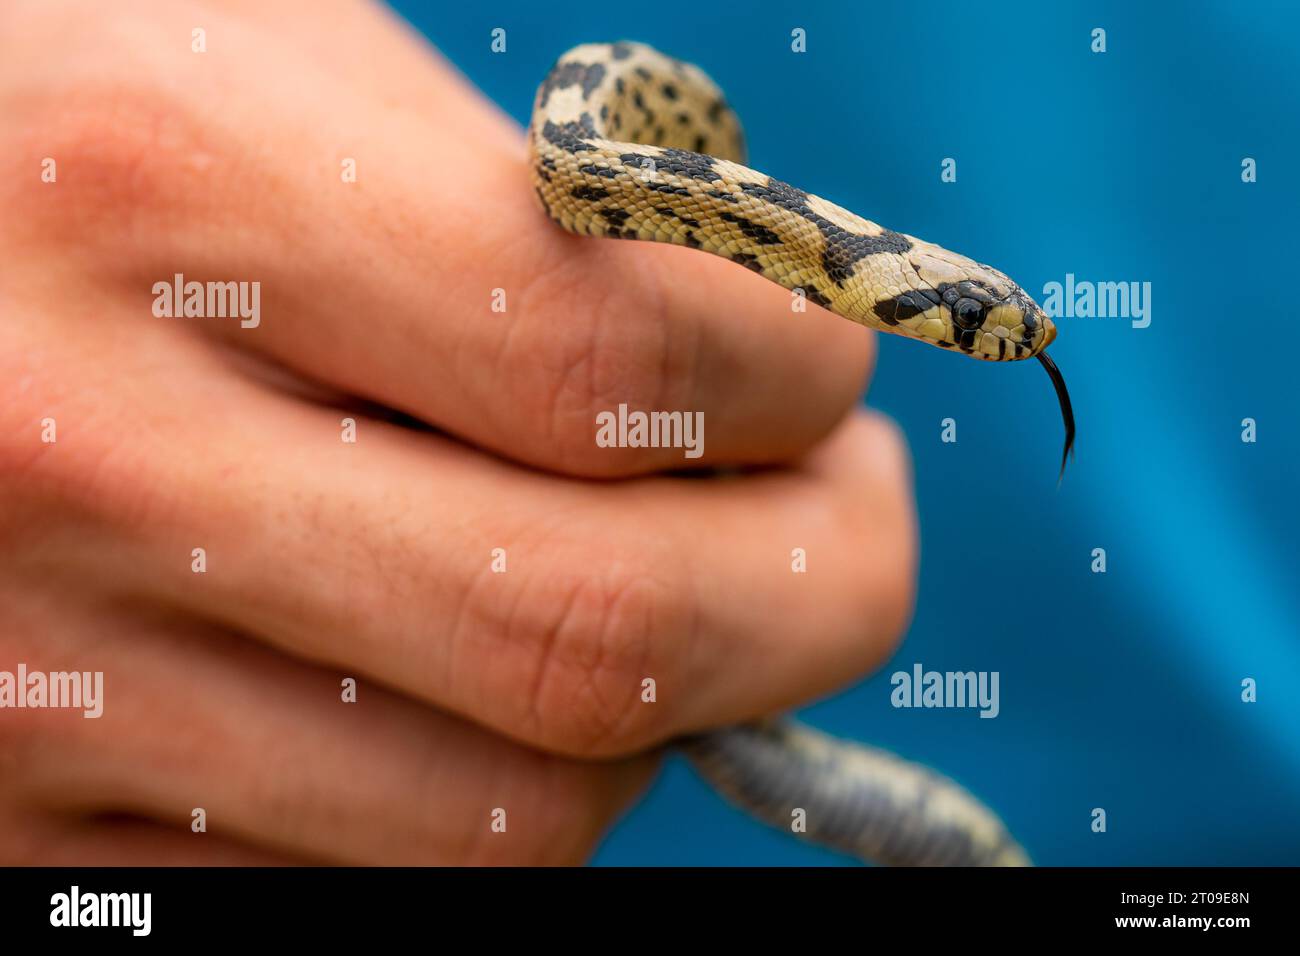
1040;318;1057;350
1037;351;1075;483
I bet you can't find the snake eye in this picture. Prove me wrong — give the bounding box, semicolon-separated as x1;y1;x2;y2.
953;297;986;331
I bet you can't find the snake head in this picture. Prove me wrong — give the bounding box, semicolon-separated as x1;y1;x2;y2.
883;246;1055;361
881;245;1072;478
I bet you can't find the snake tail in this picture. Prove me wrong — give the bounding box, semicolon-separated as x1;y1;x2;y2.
683;720;1031;866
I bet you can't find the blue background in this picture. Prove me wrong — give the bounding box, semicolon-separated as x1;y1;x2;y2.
389;0;1300;864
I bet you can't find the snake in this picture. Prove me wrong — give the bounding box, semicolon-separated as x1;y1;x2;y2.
529;42;1072;866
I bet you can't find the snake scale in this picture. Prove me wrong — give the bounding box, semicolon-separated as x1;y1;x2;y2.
529;42;1070;866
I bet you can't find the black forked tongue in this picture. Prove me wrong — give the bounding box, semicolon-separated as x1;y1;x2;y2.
1036;351;1075;484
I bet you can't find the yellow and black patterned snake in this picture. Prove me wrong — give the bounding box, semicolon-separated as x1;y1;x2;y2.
529;42;1071;866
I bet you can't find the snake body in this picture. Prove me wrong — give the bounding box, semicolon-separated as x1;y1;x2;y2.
529;42;1062;865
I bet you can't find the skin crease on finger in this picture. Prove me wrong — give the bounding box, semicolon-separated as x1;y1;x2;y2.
0;0;919;865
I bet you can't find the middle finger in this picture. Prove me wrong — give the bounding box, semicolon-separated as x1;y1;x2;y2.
98;380;916;760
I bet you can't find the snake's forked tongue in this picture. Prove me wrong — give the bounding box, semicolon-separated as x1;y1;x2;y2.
1037;351;1075;483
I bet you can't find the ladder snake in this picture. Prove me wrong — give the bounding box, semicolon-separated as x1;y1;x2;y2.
528;41;1070;866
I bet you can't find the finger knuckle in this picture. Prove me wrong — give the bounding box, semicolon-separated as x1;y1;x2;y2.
508;248;698;476
520;551;689;757
11;77;214;250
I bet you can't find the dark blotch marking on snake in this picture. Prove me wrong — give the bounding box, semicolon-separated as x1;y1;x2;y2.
619;148;721;182
742;177;911;285
571;185;610;201
610;42;633;60
803;285;832;308
731;251;765;273
872;287;941;327
662;148;721;180
542;116;599;154
954;280;997;305
600;208;632;228
661;83;679;100
653;205;701;228
633;99;656;124
539;61;607;107
578;164;619;178
720;211;781;245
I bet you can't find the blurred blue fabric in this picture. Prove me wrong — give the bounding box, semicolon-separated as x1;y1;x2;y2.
389;0;1300;864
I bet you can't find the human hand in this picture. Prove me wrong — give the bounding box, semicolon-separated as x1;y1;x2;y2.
0;0;916;864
